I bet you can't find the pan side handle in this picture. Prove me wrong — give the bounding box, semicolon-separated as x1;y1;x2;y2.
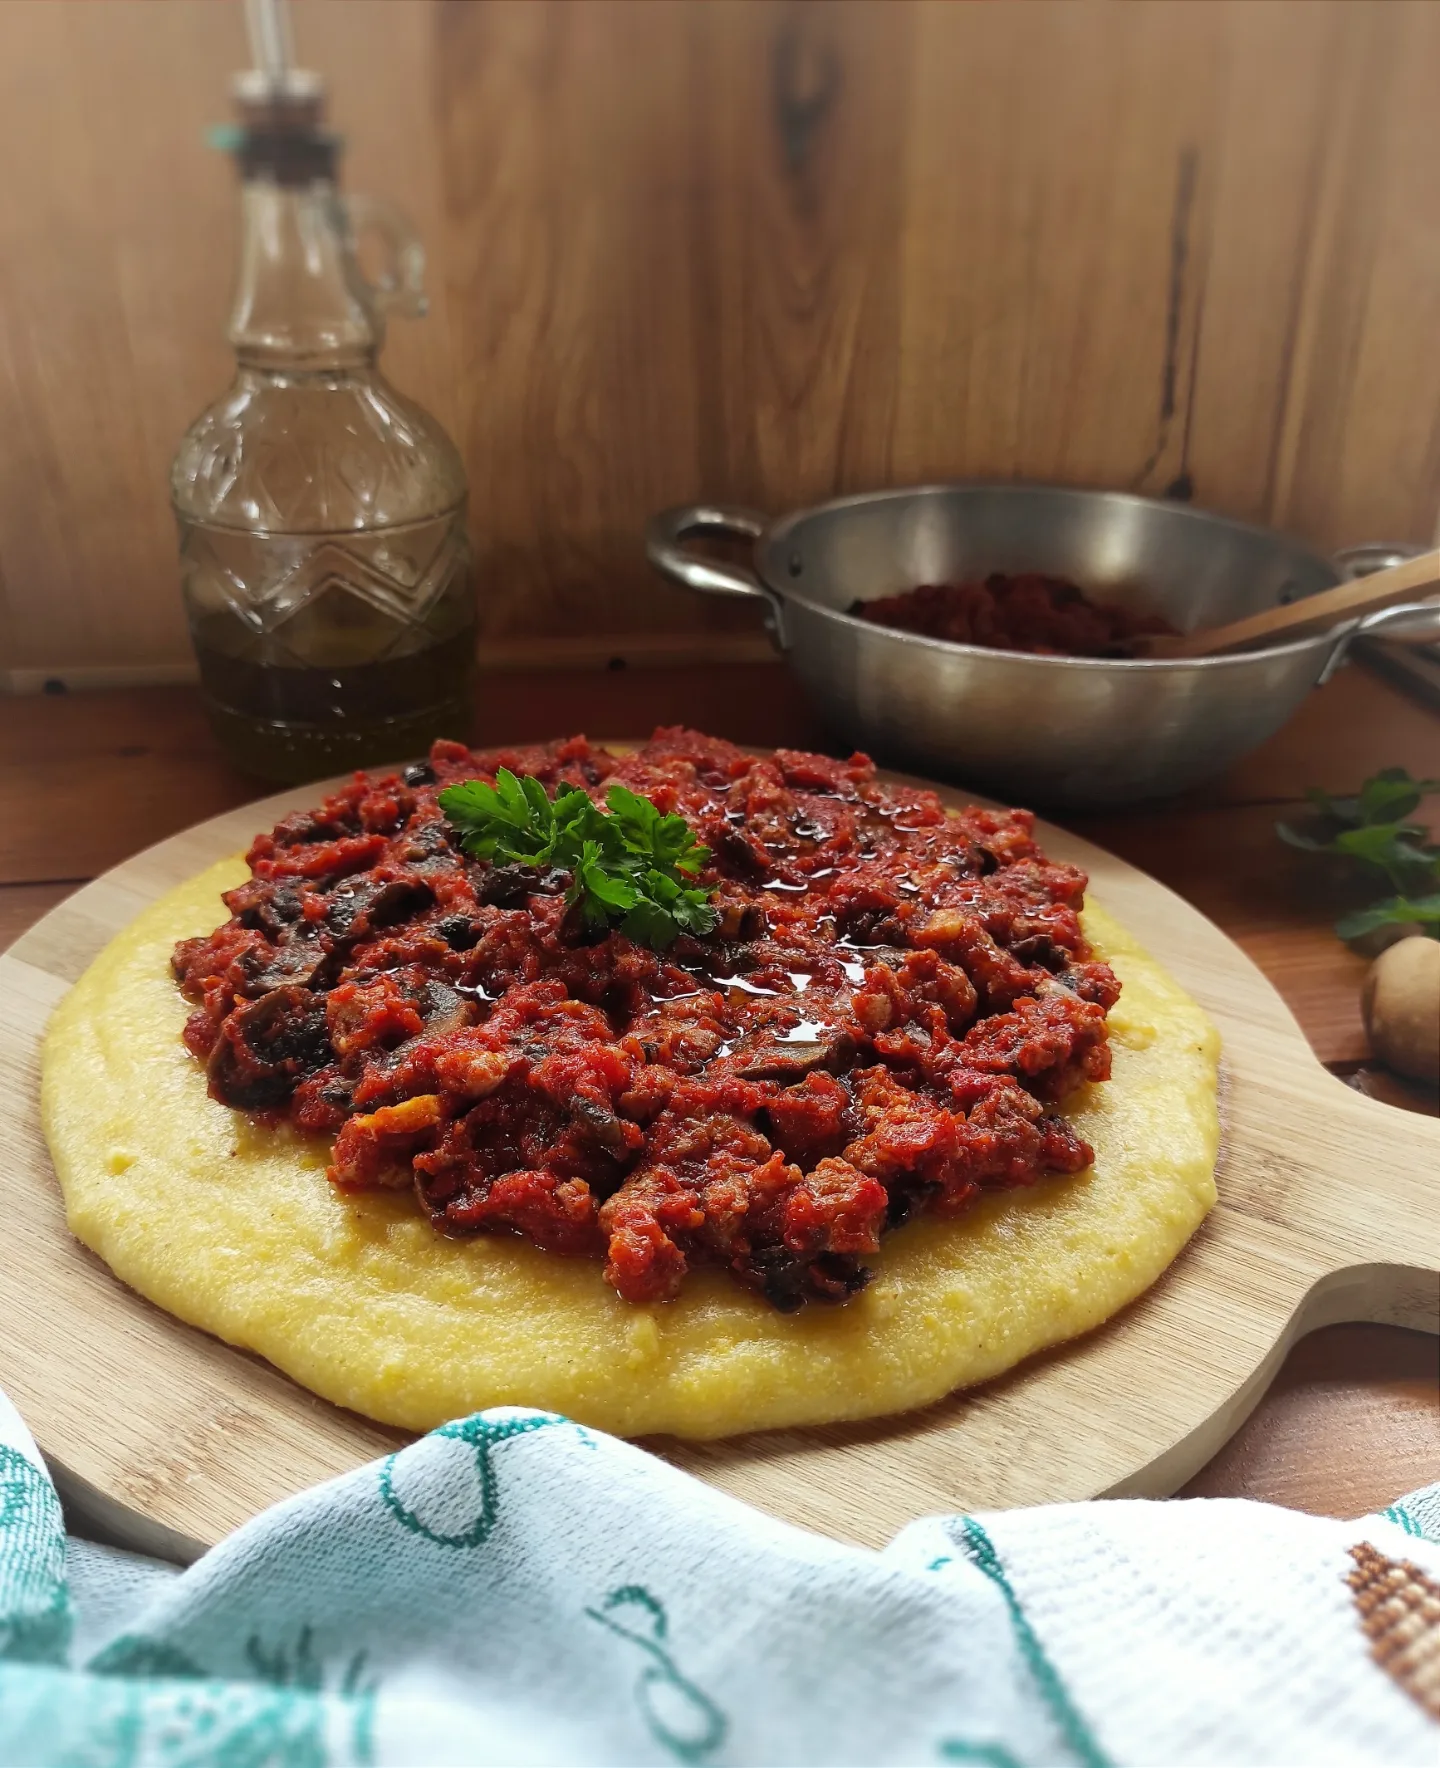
1319;541;1440;685
1317;600;1440;686
645;505;789;650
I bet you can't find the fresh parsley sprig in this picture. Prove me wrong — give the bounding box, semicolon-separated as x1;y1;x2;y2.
1277;766;1440;942
437;770;718;950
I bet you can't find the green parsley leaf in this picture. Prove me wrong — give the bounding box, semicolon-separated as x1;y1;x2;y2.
1332;823;1440;894
1275;821;1330;855
605;783;710;875
670;889;722;937
436;772;557;865
1334;893;1440;942
618;897;677;949
603;782;660;845
552;782;613;853
1358;768;1440;825
1292;768;1440;838
572;840;642;914
1277;766;1440;944
439;769;717;951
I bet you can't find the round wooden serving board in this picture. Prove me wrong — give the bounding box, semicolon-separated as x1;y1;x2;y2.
0;759;1436;1563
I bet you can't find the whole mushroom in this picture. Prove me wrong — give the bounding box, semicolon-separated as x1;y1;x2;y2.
1361;936;1440;1087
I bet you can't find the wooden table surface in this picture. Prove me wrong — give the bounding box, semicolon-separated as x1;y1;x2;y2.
1;663;1435;1520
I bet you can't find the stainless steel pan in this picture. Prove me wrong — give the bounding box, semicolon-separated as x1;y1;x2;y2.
647;484;1440;809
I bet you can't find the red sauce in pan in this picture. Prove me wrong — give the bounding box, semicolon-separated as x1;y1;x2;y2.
854;573;1175;658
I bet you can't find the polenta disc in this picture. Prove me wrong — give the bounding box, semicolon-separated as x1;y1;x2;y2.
42;855;1219;1440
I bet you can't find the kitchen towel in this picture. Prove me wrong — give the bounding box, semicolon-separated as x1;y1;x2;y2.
0;1385;1435;1767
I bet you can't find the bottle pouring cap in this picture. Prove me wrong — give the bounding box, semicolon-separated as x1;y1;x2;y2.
225;0;335;182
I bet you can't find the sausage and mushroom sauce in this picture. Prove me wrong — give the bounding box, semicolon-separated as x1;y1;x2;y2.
173;730;1120;1311
854;573;1175;658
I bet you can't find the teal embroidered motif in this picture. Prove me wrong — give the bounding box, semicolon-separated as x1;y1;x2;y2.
0;1443;71;1666
585;1585;727;1764
938;1741;1025;1768
96;1623;376;1703
378;1410;566;1548
1381;1483;1440;1545
89;1621;377;1766
90;1634;207;1680
244;1624;374;1703
947;1517;1112;1768
0;1661;377;1768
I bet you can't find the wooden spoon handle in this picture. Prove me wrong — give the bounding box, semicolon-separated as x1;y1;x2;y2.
1144;548;1440;658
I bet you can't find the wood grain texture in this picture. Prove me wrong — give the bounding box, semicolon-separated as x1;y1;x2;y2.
1340;1063;1440;1120
1;758;1436;1558
0;884;78;953
4;1;1440;678
0;0;454;679
1181;1324;1440;1518
1195;666;1440;808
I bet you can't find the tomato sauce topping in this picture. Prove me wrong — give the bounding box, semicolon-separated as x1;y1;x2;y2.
172;729;1121;1310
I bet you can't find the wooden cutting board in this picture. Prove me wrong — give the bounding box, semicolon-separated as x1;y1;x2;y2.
0;762;1436;1563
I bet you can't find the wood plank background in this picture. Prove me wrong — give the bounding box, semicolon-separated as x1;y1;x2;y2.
3;0;1440;681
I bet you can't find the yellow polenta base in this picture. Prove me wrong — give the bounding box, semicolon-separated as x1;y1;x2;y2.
42;856;1220;1440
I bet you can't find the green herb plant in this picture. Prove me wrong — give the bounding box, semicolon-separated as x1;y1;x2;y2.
438;770;719;950
1276;766;1440;942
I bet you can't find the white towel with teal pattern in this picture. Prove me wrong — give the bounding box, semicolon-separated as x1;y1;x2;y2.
0;1385;1436;1767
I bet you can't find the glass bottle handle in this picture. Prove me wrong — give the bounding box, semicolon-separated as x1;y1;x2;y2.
344;193;429;320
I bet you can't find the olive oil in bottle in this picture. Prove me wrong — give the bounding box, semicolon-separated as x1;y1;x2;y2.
172;5;475;783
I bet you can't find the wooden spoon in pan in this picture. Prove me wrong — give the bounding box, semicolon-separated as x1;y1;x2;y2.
1140;548;1440;658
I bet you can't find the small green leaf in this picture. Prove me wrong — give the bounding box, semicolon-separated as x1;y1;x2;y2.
1334;893;1440;941
442;770;717;951
578;847;641;913
620;898;676;948
640;868;677;904
439;768;563;864
1280;766;1440;950
605;783;660;843
672;892;720;936
520;772;554;823
1331;825;1439;894
550;787;612;870
605;783;708;876
1332;822;1419;863
1276;820;1328;853
437;778;501;830
493;769;533;827
663;828;710;875
1357;767;1440;821
1298;768;1440;833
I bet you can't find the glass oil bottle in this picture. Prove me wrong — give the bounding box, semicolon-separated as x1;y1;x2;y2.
172;15;474;782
